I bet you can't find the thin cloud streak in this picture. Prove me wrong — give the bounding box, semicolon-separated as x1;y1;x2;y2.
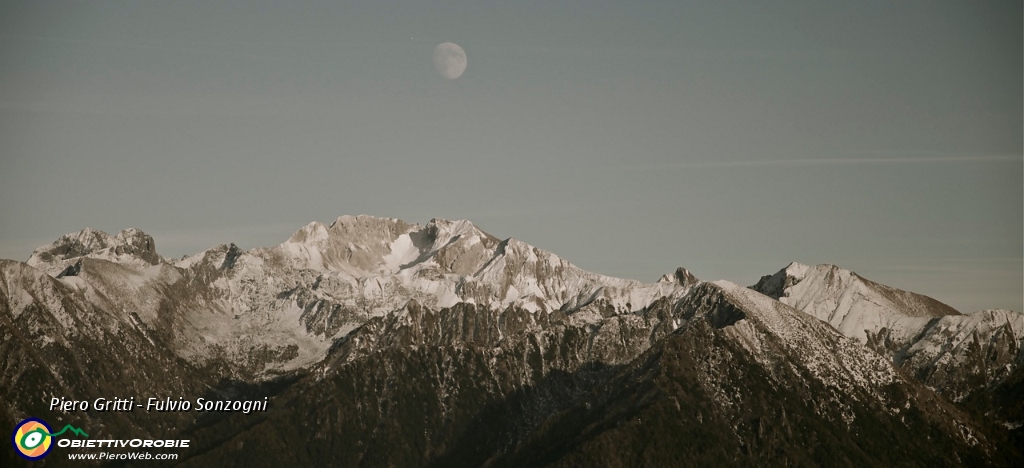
872;264;1021;276
608;154;1021;171
0;33;392;65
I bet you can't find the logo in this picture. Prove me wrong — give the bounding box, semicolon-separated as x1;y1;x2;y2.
11;418;88;461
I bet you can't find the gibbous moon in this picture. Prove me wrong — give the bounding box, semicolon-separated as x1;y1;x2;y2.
433;42;467;79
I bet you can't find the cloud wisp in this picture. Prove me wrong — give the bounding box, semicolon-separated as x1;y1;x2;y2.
607;153;1021;171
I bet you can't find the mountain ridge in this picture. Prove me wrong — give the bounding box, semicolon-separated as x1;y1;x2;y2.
2;215;1021;466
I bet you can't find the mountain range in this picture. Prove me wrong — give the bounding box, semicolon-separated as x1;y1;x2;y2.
2;215;1021;466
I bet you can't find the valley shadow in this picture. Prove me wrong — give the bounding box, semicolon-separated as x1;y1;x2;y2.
189;372;306;427
109;372;308;468
427;360;642;468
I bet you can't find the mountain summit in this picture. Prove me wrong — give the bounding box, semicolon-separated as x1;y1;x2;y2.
27;227;161;274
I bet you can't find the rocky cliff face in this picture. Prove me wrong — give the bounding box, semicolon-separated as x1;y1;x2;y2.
2;217;1021;466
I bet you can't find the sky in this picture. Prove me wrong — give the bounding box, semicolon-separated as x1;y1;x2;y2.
0;0;1020;313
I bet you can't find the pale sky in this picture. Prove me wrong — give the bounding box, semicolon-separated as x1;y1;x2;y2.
1;1;1021;312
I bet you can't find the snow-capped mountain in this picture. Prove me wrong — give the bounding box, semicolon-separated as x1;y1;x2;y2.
751;262;959;344
264;215;688;315
28;227;163;274
2;216;1021;466
752;262;1023;404
19;216;692;379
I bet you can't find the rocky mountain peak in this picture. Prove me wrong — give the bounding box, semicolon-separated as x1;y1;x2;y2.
111;228;160;264
278;216;504;278
287;221;330;245
27;226;160;272
756;262;959;317
754;262;849;298
659;267;699;288
423;218;499;247
426;217;481;234
327;214;414;235
27;227;112;264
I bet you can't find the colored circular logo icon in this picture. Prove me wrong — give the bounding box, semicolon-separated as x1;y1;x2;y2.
12;418;54;460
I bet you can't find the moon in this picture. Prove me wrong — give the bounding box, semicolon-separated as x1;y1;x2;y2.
433;42;467;80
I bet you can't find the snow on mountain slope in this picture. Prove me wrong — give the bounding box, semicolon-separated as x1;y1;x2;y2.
752;262;958;345
680;281;986;441
901;309;1023;401
27;227;162;275
252;216;689;321
12;220;1020;410
181;277;1011;467
11;216;695;378
713;280;902;399
5;216;1023;465
0;259;213;439
752;262;1024;405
